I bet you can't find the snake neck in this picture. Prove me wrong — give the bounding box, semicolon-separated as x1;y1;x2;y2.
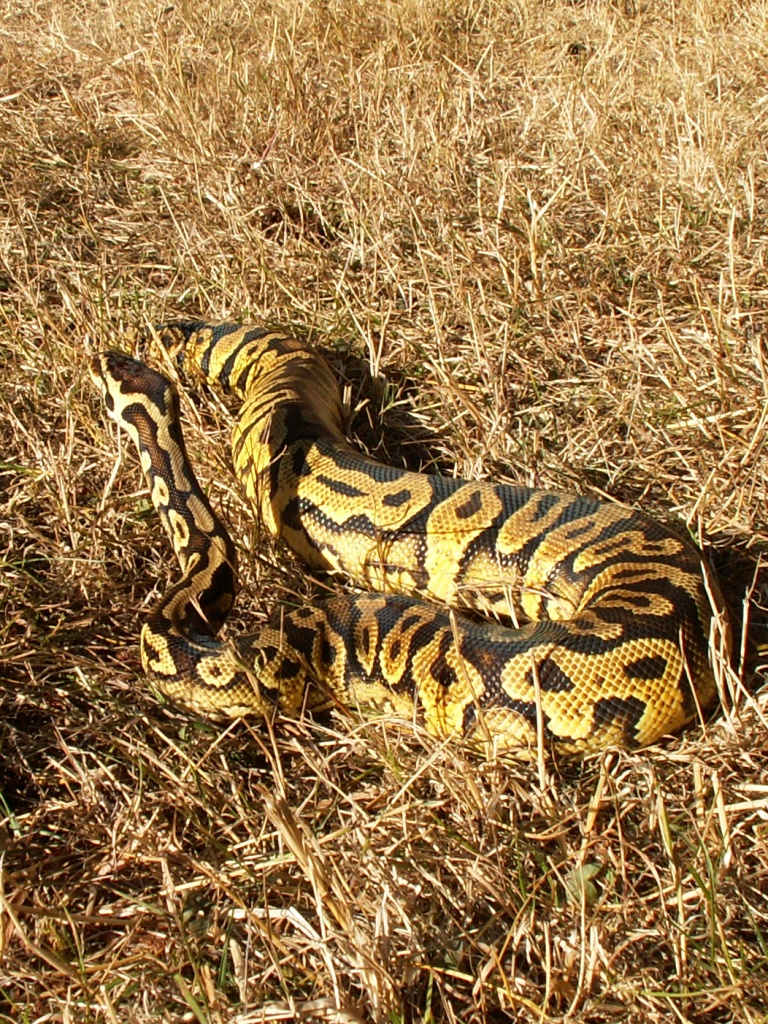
92;351;237;638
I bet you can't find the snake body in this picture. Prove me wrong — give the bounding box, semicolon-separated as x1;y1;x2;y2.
91;322;722;755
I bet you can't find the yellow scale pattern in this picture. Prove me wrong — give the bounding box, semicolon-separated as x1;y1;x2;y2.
90;322;725;756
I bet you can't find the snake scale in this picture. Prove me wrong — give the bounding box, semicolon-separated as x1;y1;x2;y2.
91;322;723;755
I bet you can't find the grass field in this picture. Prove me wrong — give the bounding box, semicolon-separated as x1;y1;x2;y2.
2;0;768;1020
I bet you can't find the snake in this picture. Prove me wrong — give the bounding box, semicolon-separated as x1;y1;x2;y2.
90;321;724;755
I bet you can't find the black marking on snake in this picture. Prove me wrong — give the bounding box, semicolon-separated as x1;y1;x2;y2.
320;637;336;666
165;321;218;378
592;695;646;743
292;443;311;478
525;659;575;693
124;405;197;498
282;619;319;655
173;600;215;638
458;634;504;686
123;400;168;441
110;354;174;415
593;583;702;635
259;644;280;665
315;474;367;498
284;404;334;449
462;704;478;734
426;628;460;687
397;613;425;634
623;655;668;680
500;699;541;724
292;501;349;535
557;493;606;523
142;631;163;664
381;503;435;540
359;625;371;660
220;329;273;391
388;637;403;663
327;511;381;538
455;489;484;520
201;561;238;632
293;607;317;621
276;657;302;681
531;492;562;521
382;488;412;508
605;592;659;610
456;515;533;581
277;497;305;536
551;517;682;582
560;519;605;542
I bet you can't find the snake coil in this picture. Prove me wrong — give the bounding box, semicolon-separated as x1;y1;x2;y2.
91;322;724;755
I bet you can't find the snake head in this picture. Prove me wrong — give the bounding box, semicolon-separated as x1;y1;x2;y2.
90;350;179;421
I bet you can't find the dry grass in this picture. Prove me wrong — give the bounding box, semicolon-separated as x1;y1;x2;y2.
2;0;768;1020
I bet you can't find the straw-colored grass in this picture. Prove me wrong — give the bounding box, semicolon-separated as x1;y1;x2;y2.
2;0;768;1020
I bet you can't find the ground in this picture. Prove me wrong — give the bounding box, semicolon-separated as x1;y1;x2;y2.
2;1;768;1021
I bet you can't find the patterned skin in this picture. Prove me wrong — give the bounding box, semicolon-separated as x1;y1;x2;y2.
91;323;724;755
